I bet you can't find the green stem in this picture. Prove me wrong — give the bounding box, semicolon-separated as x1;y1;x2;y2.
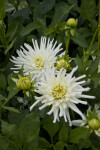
98;0;100;53
65;31;70;57
81;28;98;73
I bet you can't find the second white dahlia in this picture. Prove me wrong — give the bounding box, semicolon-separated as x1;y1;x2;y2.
30;67;95;126
11;37;63;80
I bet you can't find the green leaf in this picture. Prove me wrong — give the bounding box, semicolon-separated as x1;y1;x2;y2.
38;137;50;149
8;109;29;126
0;0;7;19
54;141;66;150
0;94;6;101
86;57;100;76
71;28;90;48
0;23;6;46
89;133;100;149
67;0;78;5
0;135;11;150
74;55;83;73
51;5;74;27
31;148;46;150
7;85;19;101
42;115;60;139
3;106;20;113
40;0;55;14
20;22;41;37
0;73;7;91
5;38;16;55
80;0;96;22
6;23;18;42
69;127;91;144
59;124;68;142
1;120;17;137
78;138;91;149
18;112;40;149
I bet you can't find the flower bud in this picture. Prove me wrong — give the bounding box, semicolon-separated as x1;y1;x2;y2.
56;59;69;70
88;118;100;130
17;76;31;91
66;18;78;28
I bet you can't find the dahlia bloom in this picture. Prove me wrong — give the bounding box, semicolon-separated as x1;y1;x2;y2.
11;37;63;80
30;67;95;126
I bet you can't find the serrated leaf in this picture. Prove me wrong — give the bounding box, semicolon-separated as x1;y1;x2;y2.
80;0;96;22
51;5;74;27
40;0;55;14
59;124;68;142
42;115;60;139
69;127;91;144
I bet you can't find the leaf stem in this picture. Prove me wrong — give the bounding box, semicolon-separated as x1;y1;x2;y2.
82;28;98;73
65;31;70;57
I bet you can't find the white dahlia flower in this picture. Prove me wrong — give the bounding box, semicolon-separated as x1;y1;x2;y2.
30;67;95;126
10;37;63;80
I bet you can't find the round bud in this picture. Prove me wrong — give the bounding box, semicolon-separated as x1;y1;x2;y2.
66;18;78;28
56;59;69;70
88;118;100;130
17;76;31;91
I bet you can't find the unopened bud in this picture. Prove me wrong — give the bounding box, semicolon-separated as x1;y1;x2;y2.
66;18;78;28
17;76;31;91
88;118;100;130
56;59;69;70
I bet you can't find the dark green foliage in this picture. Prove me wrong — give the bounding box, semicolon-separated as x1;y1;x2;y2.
0;0;100;149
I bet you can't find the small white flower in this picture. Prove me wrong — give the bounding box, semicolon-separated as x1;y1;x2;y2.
10;37;63;80
30;66;95;126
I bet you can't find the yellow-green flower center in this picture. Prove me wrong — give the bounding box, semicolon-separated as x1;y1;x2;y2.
35;57;44;67
52;84;66;99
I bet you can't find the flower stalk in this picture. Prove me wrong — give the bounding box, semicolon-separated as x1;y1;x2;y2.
65;31;70;57
81;28;98;73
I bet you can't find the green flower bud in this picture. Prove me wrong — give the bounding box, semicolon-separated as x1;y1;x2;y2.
88;118;100;130
66;18;78;28
17;76;31;91
56;59;69;70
